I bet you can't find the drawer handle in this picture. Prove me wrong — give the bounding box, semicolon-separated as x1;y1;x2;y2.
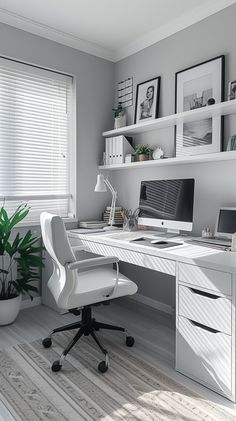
190;319;220;334
189;288;219;299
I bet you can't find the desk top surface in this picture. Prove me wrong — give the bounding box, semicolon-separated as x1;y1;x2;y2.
68;229;236;274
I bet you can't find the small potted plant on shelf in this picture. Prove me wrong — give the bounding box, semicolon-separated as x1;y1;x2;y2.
0;203;44;326
135;144;153;161
112;102;126;129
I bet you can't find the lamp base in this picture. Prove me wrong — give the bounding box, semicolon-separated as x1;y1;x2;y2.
103;225;120;231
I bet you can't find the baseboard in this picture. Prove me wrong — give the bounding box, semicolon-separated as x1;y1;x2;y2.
20;296;41;310
128;293;174;315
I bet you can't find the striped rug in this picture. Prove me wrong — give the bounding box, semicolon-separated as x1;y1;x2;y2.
0;331;234;421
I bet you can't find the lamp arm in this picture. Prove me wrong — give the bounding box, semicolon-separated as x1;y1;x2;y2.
104;178;117;226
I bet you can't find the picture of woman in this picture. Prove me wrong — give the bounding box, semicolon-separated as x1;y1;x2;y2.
140;85;154;119
134;76;161;124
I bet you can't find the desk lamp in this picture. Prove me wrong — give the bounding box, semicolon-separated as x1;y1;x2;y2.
94;174;118;230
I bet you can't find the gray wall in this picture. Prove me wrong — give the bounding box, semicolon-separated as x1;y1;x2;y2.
112;4;236;308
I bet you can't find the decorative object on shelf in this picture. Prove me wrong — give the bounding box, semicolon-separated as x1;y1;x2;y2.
94;174;119;230
125;153;135;163
122;208;139;232
112;102;126;129
0;203;44;325
153;147;164;160
226;134;236;151
175;55;224;157
134;76;161;124
118;77;133;108
228;80;236;100
135;144;153;161
207;97;215;105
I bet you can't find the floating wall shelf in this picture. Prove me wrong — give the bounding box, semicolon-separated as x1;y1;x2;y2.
98;151;236;170
102;99;236;138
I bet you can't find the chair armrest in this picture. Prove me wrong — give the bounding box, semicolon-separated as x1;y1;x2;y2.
67;256;119;271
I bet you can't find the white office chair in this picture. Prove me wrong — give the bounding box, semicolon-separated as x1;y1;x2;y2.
40;212;138;373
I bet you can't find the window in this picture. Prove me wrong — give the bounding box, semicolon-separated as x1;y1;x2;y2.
0;57;75;224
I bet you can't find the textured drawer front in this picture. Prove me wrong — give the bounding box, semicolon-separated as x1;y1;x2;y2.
179;285;232;335
176;316;232;397
179;263;232;296
82;241;175;275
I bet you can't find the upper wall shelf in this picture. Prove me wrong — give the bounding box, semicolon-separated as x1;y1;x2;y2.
102;99;236;138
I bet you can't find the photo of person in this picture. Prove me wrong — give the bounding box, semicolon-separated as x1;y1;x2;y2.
134;76;161;124
140;85;154;119
228;80;236;100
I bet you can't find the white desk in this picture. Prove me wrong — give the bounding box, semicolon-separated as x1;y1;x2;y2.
68;229;236;402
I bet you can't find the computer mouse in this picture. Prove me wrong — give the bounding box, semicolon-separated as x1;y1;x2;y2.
131;237;145;242
151;240;168;245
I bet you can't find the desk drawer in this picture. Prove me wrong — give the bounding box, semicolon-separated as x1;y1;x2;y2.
176;316;232;397
179;263;232;296
178;285;231;335
82;241;175;276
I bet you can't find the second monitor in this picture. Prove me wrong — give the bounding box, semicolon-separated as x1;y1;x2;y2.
138;178;195;234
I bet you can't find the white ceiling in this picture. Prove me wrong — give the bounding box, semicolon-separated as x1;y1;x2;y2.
0;0;235;61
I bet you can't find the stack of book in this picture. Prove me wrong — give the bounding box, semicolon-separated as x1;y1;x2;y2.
103;206;124;226
105;135;134;165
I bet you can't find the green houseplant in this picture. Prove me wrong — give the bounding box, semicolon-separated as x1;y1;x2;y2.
0;203;44;325
135;144;153;161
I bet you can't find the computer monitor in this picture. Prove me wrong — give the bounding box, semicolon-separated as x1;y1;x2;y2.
215;207;236;239
138;178;195;233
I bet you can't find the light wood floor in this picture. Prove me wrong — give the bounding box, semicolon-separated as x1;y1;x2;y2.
0;298;236;418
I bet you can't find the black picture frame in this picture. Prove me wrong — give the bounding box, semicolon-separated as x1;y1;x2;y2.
175;55;225;157
134;76;161;124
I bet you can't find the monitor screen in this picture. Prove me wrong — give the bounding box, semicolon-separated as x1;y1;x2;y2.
138;178;195;231
217;209;236;235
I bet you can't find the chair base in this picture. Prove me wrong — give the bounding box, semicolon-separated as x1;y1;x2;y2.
42;306;134;373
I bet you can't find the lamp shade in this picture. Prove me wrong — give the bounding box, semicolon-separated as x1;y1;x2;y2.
94;174;107;192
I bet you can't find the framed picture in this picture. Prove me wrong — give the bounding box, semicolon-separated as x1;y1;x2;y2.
134;76;161;124
227;135;236;151
175;55;224;157
227;80;236;100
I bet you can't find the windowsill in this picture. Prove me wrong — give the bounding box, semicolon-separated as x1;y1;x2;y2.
15;217;79;229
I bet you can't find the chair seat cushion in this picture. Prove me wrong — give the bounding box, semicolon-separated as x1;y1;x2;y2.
66;267;137;309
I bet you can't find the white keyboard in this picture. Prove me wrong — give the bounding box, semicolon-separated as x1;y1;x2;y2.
191;237;231;247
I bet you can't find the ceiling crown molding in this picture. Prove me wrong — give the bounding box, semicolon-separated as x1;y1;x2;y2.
0;0;235;63
115;0;236;61
0;7;116;62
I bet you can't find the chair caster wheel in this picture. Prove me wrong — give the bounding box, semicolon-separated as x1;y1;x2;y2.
98;361;108;373
42;337;52;348
51;360;62;372
126;336;135;347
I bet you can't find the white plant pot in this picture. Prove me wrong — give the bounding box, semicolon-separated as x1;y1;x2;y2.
114;114;126;129
0;294;22;326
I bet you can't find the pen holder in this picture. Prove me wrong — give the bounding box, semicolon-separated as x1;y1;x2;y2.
123;216;138;232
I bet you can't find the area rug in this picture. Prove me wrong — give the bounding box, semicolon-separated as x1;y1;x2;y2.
0;331;234;421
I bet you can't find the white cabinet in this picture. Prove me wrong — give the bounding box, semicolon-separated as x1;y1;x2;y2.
176;262;235;401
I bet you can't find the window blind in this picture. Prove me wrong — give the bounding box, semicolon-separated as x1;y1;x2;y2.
0;57;74;223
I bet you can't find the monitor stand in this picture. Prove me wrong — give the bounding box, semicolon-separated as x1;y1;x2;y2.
153;229;180;239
